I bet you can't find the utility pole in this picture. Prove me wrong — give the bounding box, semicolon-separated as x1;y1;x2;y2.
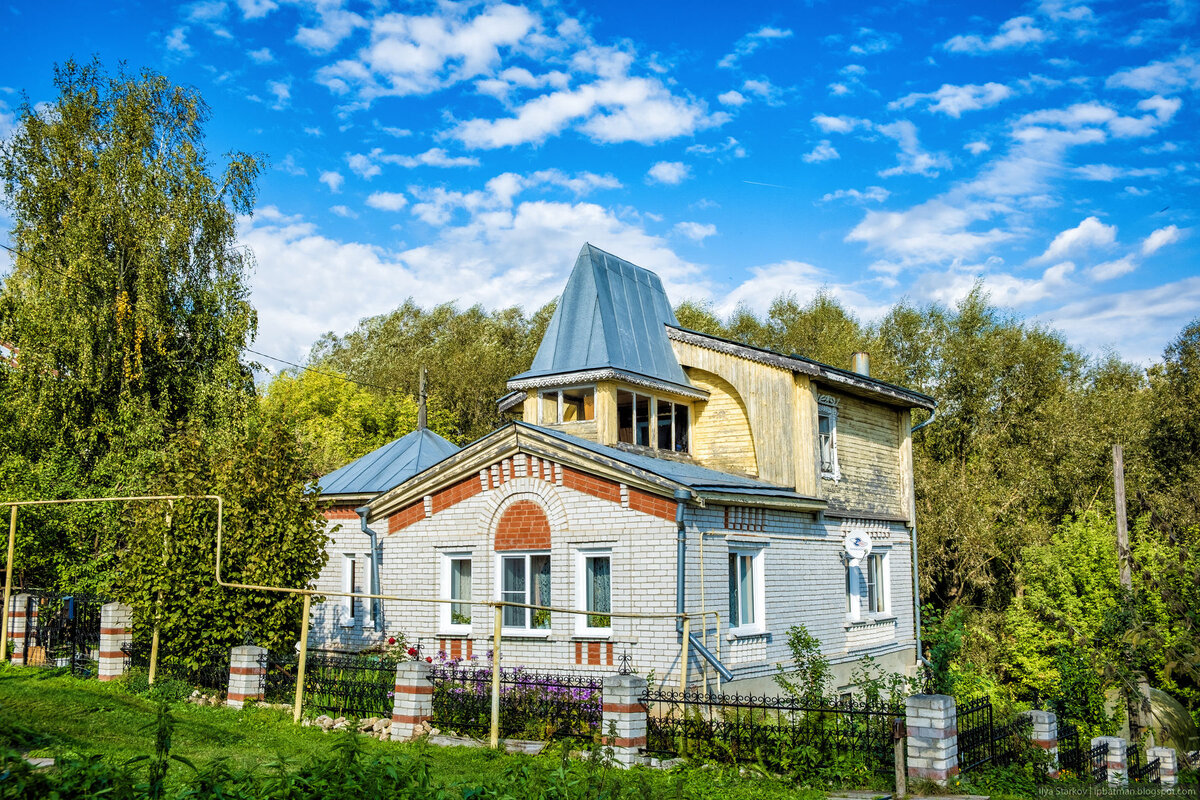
418;366;428;430
1113;444;1131;589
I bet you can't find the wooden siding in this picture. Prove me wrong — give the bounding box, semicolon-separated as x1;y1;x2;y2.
542;420;599;442
686;367;758;477
819;390;904;517
672;339;796;487
793;375;820;497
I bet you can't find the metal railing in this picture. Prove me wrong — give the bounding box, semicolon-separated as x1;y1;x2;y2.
121;641;230;691
1129;743;1162;784
643;689;903;774
956;696;994;773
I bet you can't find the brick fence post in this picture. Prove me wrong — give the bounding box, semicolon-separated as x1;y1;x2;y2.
391;660;433;740
97;602;133;681
8;593;32;663
602;674;648;766
1091;736;1127;786
1023;710;1057;774
227;645;267;709
906;694;958;785
1146;746;1177;787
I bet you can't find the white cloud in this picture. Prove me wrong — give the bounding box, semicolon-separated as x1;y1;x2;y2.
890;82;1013;117
1037;216;1117;263
802;141;840;163
646;161;691;185
165;26;191;55
686;137;747;159
812;114;872;133
1106;54;1200;94
848;28;896;57
408;170;622;226
718;25;793;69
267;78;290;110
347;152;380;179
330;204;357;219
847;199;1012;263
674;222;717;242
296;7;366;53
715;260;886;321
236;0;276;19
1072;164;1164;181
351;147;480;170
945;16;1051;53
319;171;344;193
1088;256;1136;281
1142;225;1182;256
365;191;409;211
741;79;784;105
718;91;746;107
248;47;274;64
820;186;890;203
964;140;991;154
277;154;305;176
1016;100;1177;139
876;120;952;177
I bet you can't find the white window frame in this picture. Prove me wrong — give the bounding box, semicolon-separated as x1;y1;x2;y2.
727;546;766;635
846;550;889;622
340;553;356;627
538;385;595;424
495;552;553;636
440;552;473;635
575;549;613;637
817;395;841;481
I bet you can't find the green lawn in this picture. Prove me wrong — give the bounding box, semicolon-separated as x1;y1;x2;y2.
0;665;829;799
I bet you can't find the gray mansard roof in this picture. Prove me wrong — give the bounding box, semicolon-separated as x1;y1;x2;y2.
509;244;694;393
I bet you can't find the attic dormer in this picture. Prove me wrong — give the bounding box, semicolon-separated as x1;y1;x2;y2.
501;244;707;454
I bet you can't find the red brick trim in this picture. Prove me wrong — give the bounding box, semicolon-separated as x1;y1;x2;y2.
628;489;676;521
227;691;263;702
230;666;265;676
575;641;582;665
99;627;129;636
98;675;118;682
908;766;959;780
390;474;484;533
603;736;647;748
8;611;25;618
494;500;551;550
1033;738;1056;749
602;702;647;714
606;642;613;666
393;684;434;696
389;502;425;534
392;713;429;724
562;467;622;504
97;650;127;659
323;505;360;520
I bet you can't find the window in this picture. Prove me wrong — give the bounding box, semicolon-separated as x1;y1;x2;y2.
441;553;472;632
728;549;763;632
817;396;840;480
846;551;887;620
577;551;611;633
341;554;356;627
539;386;595;424
499;553;551;630
365;551;377;628
616;390;689;452
724;506;765;532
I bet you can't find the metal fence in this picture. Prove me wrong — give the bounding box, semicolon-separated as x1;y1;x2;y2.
260;652;397;719
14;592;103;678
956;696;1036;773
121;641;231;691
428;665;604;741
643;689;903;775
1128;743;1162;784
1057;724;1108;785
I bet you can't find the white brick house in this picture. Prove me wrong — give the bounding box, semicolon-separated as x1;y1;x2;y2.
310;244;936;693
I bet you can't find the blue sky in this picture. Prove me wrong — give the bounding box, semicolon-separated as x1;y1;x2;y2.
1;0;1197;367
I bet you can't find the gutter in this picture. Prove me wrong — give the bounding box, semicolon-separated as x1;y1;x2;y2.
675;488;734;683
909;408;937;672
357;506;383;632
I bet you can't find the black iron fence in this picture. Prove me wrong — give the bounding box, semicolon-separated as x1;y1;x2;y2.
14;592;103;678
1056;724;1108;785
121;641;231;691
428;665;603;741
1128;743;1162;784
643;689;903;775
259;652;397;719
956;696;1039;773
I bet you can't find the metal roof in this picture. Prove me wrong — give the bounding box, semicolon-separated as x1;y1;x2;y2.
511;244;692;390
319;428;461;498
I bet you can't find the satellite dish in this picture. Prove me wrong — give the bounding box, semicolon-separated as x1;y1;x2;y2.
843;532;873;565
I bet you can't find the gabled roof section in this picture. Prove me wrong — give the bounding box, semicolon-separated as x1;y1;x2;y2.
319;428;461;498
510;244;693;392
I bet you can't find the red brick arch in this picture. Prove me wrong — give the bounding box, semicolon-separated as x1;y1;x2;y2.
494;499;551;551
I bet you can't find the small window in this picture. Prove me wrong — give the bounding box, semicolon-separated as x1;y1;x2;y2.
724;506;765;532
866;553;885;614
442;553;472;631
341;554;356;627
674;403;689;452
818;400;840;480
617;390;635;443
541;387;595;424
635;394;651;446
846;550;887;620
728;549;762;631
500;553;551;630
579;551;611;632
617;390;689;452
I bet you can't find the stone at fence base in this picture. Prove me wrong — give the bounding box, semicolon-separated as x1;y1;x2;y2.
391;660;434;741
602;674;648;767
906;694;959;785
1146;746;1178;787
8;594;32;662
1091;736;1127;786
226;645;267;709
98;602;133;682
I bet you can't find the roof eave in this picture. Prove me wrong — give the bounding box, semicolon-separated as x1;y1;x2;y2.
506;367;709;401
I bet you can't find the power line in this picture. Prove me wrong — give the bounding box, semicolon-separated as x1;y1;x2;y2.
0;242;91;288
245;348;400;394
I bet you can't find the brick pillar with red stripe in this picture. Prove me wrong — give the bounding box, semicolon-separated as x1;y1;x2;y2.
7;593;32;663
391;660;433;740
1023;710;1057;774
97;602;133;681
226;645;267;708
601;674;647;766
